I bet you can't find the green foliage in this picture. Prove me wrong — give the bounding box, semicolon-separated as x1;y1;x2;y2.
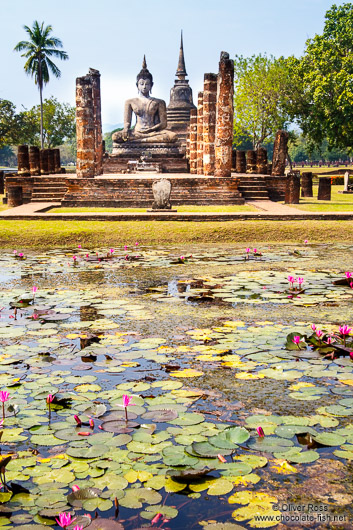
288;134;350;162
28;96;76;148
0;99;37;148
288;3;353;151
233;54;292;149
104;128;123;154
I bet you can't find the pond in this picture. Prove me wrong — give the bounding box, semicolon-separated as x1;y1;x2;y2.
0;243;353;529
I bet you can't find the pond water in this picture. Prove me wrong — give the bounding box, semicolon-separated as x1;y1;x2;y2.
0;243;353;529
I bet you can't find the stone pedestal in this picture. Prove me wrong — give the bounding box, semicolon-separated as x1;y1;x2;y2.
256;147;268;174
40;149;49;175
285;174;300;204
215;52;234;178
301;172;313;197
17;145;30;176
48;149;55;174
246;150;257;174
196;91;204;175
344;171;350;192
189;108;197;174
272;130;289;176
318;177;331;200
0;171;4;195
29;146;40;176
236;151;246;173
203;73;217;176
8;186;23;208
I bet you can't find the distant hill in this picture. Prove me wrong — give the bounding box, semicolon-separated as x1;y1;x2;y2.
102;123;123;134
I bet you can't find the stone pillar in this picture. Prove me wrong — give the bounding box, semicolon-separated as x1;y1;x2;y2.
189;108;197;174
215;52;234;178
8;186;23;208
17;145;30;176
196;91;204;175
236;151;246;173
301;172;313;197
29;146;40;176
0;171;4;195
76;75;95;178
318;177;331;200
272;130;289;176
40;149;49;175
256;147;268;174
232;149;236;171
89;68;103;176
285;173;300;204
246;150;257;174
203;73;217;176
48;149;55;174
53;149;61;174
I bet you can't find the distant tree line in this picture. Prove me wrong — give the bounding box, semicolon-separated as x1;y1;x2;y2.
233;3;353;161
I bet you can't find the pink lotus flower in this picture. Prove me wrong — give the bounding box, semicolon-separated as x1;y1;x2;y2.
311;324;316;331
345;272;352;279
72;485;80;492
297;277;304;286
350;282;353;290
74;414;82;427
124;245;128;250
0;391;8;420
72;255;77;262
304;239;308;244
122;394;135;421
253;248;257;254
73;526;83;530
46;394;54;404
56;512;76;528
246;248;250;253
18;252;23;258
125;255;129;260
325;336;336;345
350;352;353;360
292;336;302;349
256;426;265;437
287;275;297;288
339;325;352;346
315;329;323;338
13;250;17;254
135;242;139;246
32;286;38;295
110;248;114;254
89;418;94;429
151;513;162;525
78;244;82;249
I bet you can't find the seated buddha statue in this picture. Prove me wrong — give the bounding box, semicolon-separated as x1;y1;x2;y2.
112;57;177;144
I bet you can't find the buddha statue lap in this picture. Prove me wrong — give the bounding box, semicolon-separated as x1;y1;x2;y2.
112;57;177;145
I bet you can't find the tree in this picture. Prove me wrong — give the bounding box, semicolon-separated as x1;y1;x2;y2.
28;96;76;147
290;3;353;152
233;54;293;149
0;98;38;148
14;21;68;149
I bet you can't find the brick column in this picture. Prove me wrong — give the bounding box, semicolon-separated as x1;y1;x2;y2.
215;52;234;178
40;149;49;175
236;151;246;173
301;172;313;197
54;148;61;174
89;68;103;176
48;149;55;174
196;91;204;175
203;73;217;176
285;174;300;204
76;75;95;178
189;108;197;174
29;146;40;176
272;130;289;176
256;147;268;174
318;177;331;200
246;150;257;174
17;145;30;176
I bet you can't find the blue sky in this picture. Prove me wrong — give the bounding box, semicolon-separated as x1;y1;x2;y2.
0;0;344;127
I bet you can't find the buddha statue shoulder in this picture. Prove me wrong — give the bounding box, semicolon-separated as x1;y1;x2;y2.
112;57;177;144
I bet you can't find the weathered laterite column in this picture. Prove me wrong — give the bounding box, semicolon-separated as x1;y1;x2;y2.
285;173;300;204
196;91;204;175
256;147;268;174
40;149;49;175
48;149;55;174
29;146;40;176
272;130;289;176
189;108;197;174
301;172;313;197
0;171;4;195
76;75;95;178
214;52;234;178
17;145;30;176
53;149;61;174
246;150;257;174
203;73;217;175
318;177;331;200
89;68;103;175
236;151;246;173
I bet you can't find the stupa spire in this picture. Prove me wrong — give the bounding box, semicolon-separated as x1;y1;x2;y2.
176;31;187;80
142;55;147;69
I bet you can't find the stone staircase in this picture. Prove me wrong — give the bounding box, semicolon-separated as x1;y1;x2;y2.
237;175;270;200
31;176;68;202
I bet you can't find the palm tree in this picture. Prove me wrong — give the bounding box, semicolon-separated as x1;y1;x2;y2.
14;21;69;148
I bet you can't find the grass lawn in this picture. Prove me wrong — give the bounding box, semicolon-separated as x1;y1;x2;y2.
288;186;353;212
1;219;353;248
0;195;7;212
49;204;257;213
296;165;353;174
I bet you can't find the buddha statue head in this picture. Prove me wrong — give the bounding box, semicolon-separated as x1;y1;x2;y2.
136;56;153;96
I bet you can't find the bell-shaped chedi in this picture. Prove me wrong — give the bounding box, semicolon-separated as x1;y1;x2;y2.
167;31;196;144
